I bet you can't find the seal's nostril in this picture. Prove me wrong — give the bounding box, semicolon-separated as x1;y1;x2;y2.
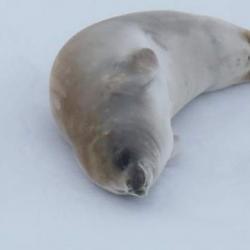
127;166;146;193
133;167;146;190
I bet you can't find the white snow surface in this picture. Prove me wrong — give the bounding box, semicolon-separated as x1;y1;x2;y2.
1;1;250;249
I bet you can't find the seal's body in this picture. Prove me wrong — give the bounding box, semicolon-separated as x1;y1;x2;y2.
50;11;250;196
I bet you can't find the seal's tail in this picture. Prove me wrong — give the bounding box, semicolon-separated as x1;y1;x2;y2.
241;30;250;81
242;30;250;43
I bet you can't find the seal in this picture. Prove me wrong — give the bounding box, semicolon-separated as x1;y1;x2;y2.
50;11;250;196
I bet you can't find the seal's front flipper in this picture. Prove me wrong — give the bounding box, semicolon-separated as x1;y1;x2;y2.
170;134;180;159
112;48;159;96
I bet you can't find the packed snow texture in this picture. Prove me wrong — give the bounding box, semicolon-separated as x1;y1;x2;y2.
1;1;250;249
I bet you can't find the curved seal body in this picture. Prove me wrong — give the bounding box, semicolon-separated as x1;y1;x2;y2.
50;11;250;196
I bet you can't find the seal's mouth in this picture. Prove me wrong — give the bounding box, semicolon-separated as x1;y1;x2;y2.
126;164;149;197
104;164;153;197
114;184;149;197
128;185;148;197
119;165;153;197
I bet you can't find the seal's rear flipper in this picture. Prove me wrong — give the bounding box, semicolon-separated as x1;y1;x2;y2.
242;30;250;44
241;30;250;82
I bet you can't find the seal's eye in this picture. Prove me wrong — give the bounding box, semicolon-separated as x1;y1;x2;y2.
113;148;133;170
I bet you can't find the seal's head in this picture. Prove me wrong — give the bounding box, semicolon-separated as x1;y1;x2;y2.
51;47;174;196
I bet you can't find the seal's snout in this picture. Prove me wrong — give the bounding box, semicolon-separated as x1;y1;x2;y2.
127;166;147;196
111;145;149;196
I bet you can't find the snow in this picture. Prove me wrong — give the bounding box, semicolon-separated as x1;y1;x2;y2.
1;1;250;249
